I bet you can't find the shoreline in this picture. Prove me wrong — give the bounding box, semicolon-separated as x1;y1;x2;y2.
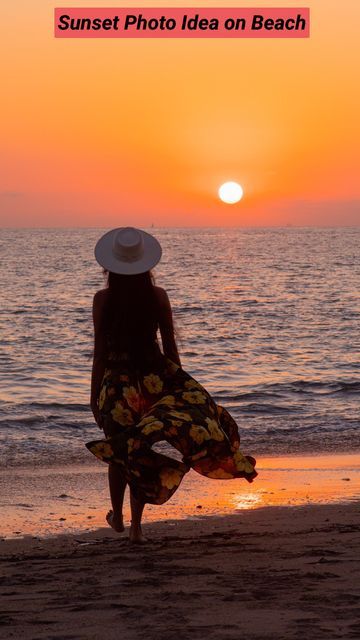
1;502;359;639
2;453;360;540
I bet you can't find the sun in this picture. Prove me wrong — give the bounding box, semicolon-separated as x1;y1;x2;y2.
218;181;244;204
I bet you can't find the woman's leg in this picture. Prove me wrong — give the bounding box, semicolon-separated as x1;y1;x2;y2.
129;490;146;543
107;463;126;532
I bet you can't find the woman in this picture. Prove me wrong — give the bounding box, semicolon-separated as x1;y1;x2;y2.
87;227;257;543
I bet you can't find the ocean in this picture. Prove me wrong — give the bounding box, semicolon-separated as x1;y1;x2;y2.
1;227;359;470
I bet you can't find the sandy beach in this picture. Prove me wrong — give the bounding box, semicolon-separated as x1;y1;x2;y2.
1;455;360;639
1;501;359;639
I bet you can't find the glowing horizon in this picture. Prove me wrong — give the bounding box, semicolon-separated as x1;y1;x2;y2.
0;1;359;228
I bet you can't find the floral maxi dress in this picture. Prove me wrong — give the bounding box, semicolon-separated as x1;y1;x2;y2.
86;346;257;505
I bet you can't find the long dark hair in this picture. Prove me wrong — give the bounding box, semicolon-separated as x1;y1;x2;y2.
103;270;159;358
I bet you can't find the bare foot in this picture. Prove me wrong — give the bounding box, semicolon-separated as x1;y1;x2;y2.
106;510;125;533
129;525;148;544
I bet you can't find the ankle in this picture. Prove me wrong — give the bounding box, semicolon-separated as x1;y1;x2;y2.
112;511;123;521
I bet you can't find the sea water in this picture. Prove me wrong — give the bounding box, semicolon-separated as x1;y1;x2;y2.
0;227;359;470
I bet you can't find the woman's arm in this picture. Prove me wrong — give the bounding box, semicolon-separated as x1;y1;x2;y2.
90;290;107;426
156;287;181;367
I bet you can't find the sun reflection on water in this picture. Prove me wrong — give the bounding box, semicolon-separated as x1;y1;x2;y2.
232;491;262;510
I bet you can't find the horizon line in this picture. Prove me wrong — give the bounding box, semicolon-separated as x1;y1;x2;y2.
1;224;360;231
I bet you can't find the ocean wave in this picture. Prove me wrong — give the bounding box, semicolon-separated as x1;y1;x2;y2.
0;417;92;431
29;401;90;411
0;400;90;413
214;390;285;401
238;403;295;414
263;380;360;396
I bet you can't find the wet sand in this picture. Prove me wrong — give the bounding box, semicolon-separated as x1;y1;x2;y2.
1;501;360;639
1;454;360;539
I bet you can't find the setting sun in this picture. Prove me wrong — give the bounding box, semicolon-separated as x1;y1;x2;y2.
218;182;244;204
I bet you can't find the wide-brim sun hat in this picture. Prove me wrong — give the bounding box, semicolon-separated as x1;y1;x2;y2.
94;226;162;275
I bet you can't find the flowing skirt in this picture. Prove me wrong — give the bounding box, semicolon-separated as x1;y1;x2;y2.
86;355;257;505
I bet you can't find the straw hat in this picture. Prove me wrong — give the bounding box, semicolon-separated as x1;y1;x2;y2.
94;227;162;275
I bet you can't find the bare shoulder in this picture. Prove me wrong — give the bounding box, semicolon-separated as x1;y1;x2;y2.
153;285;170;308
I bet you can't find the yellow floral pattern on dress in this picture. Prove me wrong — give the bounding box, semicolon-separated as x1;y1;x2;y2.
190;425;211;444
184;379;204;390
137;414;157;427
205;418;225;441
207;469;233;479
143;373;163;394
234;450;255;474
86;355;257;505
160;467;184;490
182;390;207;404
152;395;176;407
92;441;113;459
168;410;192;422
142;420;164;435
111;402;134;426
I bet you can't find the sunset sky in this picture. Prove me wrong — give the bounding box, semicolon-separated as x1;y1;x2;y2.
1;0;359;227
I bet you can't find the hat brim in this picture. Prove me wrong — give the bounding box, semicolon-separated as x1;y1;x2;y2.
94;228;162;275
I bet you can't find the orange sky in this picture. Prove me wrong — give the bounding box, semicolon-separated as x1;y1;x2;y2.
0;0;359;227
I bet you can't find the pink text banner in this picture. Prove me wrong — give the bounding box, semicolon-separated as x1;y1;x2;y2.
54;8;310;38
